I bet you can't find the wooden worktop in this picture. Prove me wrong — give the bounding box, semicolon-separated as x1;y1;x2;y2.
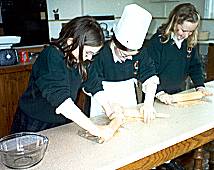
0;61;33;74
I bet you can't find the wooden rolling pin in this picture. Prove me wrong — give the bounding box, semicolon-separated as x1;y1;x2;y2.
125;106;169;119
112;103;170;120
108;117;124;132
171;91;204;103
81;103;170;144
90;92;204;143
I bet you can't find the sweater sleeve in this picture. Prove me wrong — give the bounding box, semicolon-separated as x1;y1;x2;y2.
138;48;157;84
34;46;71;107
189;47;205;87
83;56;104;95
83;63;103;95
147;34;164;93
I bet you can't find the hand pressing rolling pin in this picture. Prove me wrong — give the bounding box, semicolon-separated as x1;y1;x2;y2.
156;90;212;105
78;116;124;144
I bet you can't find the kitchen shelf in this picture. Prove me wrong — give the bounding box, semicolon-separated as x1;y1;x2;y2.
48;19;70;22
48;15;115;22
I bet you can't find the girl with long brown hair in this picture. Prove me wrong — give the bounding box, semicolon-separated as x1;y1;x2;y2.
11;16;115;141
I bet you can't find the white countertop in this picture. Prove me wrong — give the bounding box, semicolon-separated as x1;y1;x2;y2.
1;82;214;170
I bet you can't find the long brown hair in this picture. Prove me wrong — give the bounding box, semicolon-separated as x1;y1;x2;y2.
158;3;200;48
51;16;104;80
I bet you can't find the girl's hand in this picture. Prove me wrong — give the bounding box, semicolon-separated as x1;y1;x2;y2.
196;87;213;96
141;105;156;123
156;92;173;104
96;125;116;142
108;103;125;120
91;116;124;142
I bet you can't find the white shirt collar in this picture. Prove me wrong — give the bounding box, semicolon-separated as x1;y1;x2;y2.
110;42;132;63
171;32;184;49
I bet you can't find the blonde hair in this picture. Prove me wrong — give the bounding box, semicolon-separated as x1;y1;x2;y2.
158;3;200;48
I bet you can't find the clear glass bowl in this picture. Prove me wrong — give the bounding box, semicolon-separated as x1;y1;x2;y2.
0;132;49;169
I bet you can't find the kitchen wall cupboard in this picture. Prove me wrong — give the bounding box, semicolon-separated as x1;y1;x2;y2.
1;0;49;46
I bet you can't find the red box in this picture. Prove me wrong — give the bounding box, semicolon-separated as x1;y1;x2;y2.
18;51;29;63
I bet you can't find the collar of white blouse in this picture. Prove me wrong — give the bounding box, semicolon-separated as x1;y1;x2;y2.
171;32;184;49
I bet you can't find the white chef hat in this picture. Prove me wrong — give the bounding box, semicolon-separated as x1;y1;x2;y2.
114;4;152;50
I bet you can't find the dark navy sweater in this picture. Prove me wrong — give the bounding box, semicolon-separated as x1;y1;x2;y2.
19;46;82;123
84;41;157;95
147;33;204;94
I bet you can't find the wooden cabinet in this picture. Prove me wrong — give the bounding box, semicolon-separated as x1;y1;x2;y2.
0;64;32;137
0;46;45;137
206;44;214;81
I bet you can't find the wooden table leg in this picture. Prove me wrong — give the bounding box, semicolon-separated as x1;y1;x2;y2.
208;141;214;170
193;147;204;170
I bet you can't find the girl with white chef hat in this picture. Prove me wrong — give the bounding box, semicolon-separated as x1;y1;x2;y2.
84;4;160;123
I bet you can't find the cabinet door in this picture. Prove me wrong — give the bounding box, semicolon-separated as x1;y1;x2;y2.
206;45;214;81
0;69;31;137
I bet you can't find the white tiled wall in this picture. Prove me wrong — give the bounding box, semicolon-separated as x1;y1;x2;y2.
46;0;214;40
46;0;82;20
